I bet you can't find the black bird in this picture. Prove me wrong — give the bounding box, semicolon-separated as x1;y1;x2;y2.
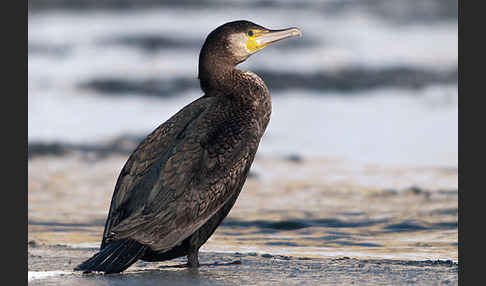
74;20;301;274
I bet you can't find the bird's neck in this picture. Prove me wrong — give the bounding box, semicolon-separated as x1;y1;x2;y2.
199;53;271;132
198;55;237;94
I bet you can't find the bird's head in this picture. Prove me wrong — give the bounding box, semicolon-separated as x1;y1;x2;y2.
198;20;301;93
200;20;302;66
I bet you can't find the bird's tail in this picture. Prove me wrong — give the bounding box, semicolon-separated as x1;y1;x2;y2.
74;239;148;274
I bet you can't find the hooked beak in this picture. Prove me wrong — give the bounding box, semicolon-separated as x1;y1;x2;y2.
247;27;302;52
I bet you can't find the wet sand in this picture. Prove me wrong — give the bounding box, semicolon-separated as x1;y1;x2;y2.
28;247;457;285
28;153;458;285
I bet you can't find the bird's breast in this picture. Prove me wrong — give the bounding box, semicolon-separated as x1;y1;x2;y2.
236;70;272;131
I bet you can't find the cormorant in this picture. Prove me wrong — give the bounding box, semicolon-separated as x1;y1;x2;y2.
74;20;301;274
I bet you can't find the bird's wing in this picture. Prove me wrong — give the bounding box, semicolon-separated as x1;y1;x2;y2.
100;95;215;248
101;95;259;252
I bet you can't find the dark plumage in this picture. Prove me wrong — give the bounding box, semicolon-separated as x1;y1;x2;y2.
74;20;301;274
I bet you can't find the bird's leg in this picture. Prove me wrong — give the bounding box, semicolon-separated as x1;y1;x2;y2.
187;249;200;268
186;229;202;267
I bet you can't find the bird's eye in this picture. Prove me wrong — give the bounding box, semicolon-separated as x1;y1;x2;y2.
248;31;254;36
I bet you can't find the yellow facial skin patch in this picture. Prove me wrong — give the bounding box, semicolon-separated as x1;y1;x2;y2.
246;29;268;52
246;28;302;53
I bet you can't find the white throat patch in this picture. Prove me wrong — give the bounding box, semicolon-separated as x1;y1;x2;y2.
227;33;251;61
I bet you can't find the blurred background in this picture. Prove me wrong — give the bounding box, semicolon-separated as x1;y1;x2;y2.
28;0;457;168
